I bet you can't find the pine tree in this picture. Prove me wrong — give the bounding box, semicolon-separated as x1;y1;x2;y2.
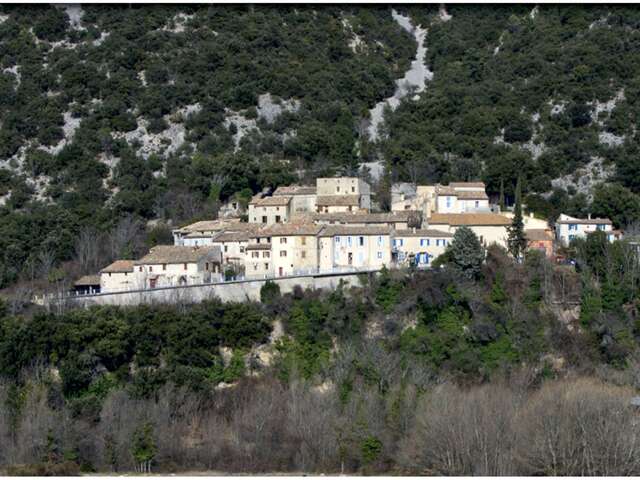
499;178;505;211
507;175;527;261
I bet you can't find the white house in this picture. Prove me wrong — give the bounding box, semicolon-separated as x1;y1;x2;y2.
428;212;511;249
435;183;490;214
555;213;614;245
317;226;392;272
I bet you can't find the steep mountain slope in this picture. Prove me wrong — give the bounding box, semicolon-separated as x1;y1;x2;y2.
2;4;640;288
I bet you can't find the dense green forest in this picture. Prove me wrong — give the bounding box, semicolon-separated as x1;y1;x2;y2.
2;4;640;289
2;233;640;474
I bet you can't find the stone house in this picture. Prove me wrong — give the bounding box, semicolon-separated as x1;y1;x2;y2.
100;259;136;292
133;246;222;289
248;195;292;224
262;223;323;277
428;212;511;249
273;185;317;214
392;228;454;267
316;177;371;212
526;229;555;257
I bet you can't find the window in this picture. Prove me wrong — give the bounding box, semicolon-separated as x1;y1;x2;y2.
224;245;228;252
336;186;340;192
139;267;143;272
347;236;352;246
475;200;479;208
275;215;281;223
280;237;287;244
377;251;383;259
254;265;258;271
359;236;364;246
352;186;355;193
280;250;287;257
420;238;430;247
335;236;341;244
184;263;188;270
108;272;111;277
301;251;306;259
162;264;166;271
264;251;270;258
569;234;576;241
205;262;209;271
377;236;383;246
446;196;452;208
264;263;269;270
436;239;441;246
252;252;259;258
149;266;153;272
596;224;605;231
262;216;267;223
569;224;578;231
240;246;245;253
301;236;306;245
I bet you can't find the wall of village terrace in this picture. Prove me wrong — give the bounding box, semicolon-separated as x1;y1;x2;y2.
51;269;381;308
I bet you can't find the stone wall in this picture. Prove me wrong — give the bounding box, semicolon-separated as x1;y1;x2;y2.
55;269;379;308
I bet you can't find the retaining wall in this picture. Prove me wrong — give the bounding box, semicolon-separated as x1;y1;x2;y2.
56;269;380;308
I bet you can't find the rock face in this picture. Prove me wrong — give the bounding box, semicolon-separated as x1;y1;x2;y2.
367;10;433;141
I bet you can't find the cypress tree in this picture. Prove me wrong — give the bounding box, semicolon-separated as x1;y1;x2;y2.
507;175;527;261
499;178;505;211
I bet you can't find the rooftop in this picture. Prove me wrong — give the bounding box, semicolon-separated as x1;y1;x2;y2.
100;259;134;273
395;228;454;238
455;190;489;200
448;182;486;188
249;195;292;207
175;218;246;234
134;246;221;265
273;185;317;196
258;223;324;236
245;243;272;250
212;231;251;242
556;214;612;225
318;226;392;237
429;213;511;226
313;211;419;223
526;229;554;242
74;274;101;286
316;194;360;207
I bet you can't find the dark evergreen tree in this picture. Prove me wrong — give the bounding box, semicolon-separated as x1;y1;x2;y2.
507;175;527;261
446;226;485;280
499;178;506;211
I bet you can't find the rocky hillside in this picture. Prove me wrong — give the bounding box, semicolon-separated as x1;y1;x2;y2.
2;4;640;288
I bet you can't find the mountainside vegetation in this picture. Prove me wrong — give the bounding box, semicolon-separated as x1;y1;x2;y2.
2;4;640;289
2;240;640;474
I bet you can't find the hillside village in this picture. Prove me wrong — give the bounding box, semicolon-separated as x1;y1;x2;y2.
73;176;618;297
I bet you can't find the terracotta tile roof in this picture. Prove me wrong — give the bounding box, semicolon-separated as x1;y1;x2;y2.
526;229;554;242
273;185;317;196
259;223;323;236
395;229;454;238
316;194;360;207
449;182;486;188
74;274;101;286
318;226;392;237
100;259;134;273
313;211;419;224
134;246;221;265
429;213;511;226
455;190;488;200
249;195;292;207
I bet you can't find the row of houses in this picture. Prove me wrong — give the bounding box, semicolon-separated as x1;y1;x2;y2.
74;178;618;296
